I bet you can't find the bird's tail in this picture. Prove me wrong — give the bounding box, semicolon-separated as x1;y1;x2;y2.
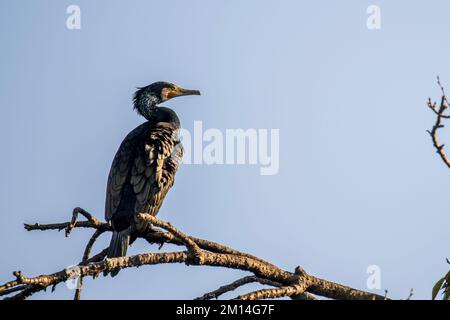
106;230;130;277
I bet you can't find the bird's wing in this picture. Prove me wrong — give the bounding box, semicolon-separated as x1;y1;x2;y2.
131;125;182;216
105;124;147;222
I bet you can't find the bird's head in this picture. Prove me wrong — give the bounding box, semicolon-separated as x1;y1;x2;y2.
133;81;200;119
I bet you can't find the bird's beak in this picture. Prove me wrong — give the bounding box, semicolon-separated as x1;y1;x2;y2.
167;87;201;99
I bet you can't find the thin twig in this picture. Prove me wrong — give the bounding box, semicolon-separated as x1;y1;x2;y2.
66;207;103;237
74;229;105;300
195;276;281;300
24;221;109;232
0;285;30;297
234;283;309;300
427;77;450;168
405;288;414;300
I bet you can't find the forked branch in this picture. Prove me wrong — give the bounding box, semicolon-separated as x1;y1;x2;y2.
427;76;450;168
1;209;386;300
427;77;450;300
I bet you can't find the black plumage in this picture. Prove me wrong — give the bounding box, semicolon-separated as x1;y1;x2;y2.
105;82;200;276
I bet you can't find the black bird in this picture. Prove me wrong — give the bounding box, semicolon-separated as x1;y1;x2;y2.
105;81;200;276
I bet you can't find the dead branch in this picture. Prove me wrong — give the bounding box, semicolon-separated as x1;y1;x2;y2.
1;209;387;300
195;275;282;300
195;275;316;300
74;229;105;300
427;76;450;168
427;77;450;300
234;284;308;300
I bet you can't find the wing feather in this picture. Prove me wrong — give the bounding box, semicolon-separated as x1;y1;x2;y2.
132;126;181;215
105;123;149;222
105;123;183;223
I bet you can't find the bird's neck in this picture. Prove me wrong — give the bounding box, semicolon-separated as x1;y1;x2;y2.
133;92;180;125
140;105;158;121
135;94;159;120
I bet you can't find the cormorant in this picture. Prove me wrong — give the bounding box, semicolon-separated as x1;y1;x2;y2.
105;81;200;276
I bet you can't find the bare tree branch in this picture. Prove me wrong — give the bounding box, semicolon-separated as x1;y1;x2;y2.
74;229;105;300
427;76;450;168
195;276;282;300
25;216;274;267
405;288;414;300
427;77;450;300
234;284;308;300
1;209;387;300
0;285;30;297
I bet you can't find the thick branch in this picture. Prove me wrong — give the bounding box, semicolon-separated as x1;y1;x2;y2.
2;210;387;301
137;213;203;262
25;215;274;267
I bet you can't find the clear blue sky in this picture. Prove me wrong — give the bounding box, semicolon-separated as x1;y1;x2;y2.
1;0;450;299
